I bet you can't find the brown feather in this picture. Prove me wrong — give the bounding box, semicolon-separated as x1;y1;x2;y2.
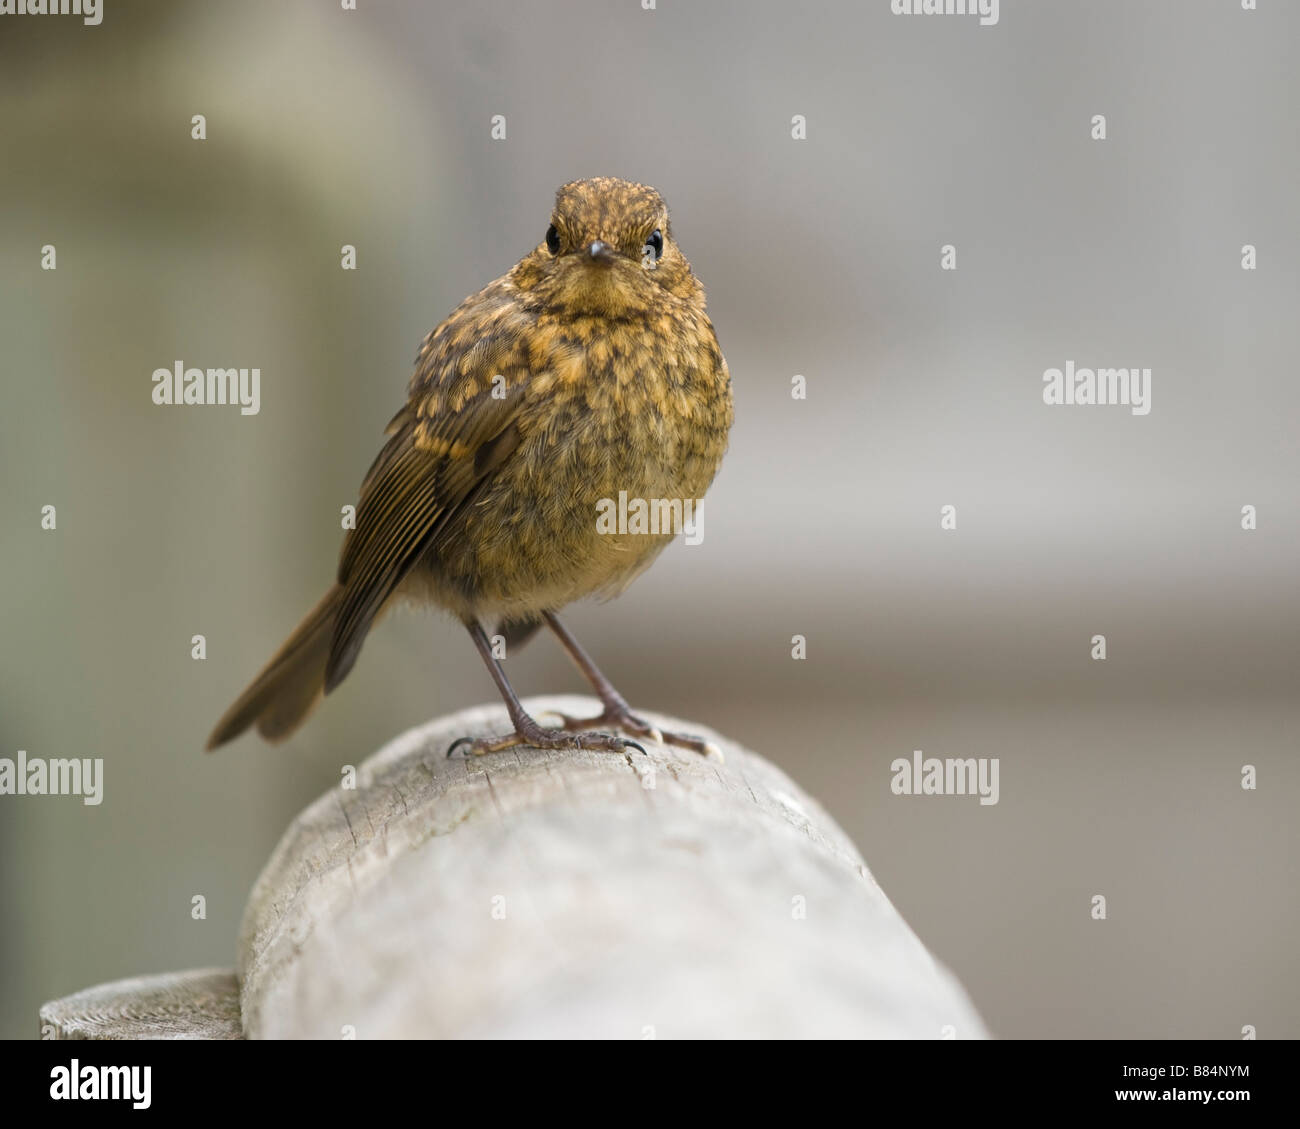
205;586;342;750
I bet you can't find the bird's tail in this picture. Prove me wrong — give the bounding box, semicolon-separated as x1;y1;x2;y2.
206;586;344;751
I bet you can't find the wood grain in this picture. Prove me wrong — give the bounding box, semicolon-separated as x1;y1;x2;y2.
38;968;241;1040
237;695;988;1039
39;697;987;1039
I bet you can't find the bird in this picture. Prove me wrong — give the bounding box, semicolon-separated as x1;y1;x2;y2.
206;177;734;758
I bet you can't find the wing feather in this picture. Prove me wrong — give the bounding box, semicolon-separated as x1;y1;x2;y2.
323;295;532;691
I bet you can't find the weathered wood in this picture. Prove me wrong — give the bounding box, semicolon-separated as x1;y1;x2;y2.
238;695;988;1039
39;697;987;1039
38;969;242;1040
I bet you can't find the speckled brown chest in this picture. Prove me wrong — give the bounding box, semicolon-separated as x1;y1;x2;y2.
412;289;734;621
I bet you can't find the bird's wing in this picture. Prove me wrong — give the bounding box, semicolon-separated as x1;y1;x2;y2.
325;289;531;691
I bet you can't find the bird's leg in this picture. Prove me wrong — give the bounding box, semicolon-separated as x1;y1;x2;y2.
447;619;644;758
541;611;721;759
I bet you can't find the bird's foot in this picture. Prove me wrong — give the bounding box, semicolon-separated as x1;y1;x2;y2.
447;718;645;758
548;706;723;761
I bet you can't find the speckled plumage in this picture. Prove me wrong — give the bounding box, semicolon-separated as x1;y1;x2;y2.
208;178;732;750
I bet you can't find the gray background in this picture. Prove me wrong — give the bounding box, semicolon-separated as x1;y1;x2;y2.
2;0;1296;1039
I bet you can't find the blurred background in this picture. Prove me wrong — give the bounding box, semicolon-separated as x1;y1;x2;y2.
2;0;1297;1039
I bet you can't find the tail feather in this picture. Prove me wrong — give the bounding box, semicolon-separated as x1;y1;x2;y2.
206;586;343;751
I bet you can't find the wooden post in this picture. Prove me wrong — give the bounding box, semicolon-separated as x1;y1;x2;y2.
38;970;241;1040
41;696;988;1039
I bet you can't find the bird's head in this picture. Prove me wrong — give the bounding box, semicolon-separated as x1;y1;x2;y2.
512;177;703;316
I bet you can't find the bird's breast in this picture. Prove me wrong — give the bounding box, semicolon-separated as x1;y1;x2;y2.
425;309;732;618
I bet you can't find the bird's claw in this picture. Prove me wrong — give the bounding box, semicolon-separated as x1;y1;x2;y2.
554;709;716;759
447;727;645;758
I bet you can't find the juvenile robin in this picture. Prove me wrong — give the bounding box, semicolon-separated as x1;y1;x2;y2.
207;177;734;758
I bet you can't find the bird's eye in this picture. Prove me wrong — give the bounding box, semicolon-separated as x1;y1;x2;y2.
644;229;664;260
545;225;561;254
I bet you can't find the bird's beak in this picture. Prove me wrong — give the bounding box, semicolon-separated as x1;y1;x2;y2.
585;240;615;265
